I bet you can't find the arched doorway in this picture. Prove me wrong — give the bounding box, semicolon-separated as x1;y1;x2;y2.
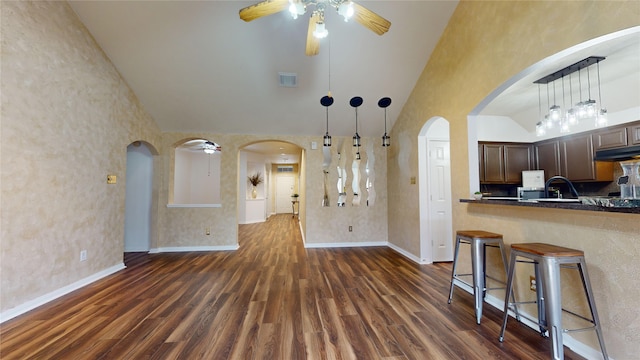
238;141;304;225
124;141;157;252
418;117;453;263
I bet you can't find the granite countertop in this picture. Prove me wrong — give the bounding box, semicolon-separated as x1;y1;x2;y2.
460;197;640;214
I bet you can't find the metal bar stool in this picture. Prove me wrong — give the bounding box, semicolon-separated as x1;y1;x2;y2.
447;230;513;324
499;243;608;360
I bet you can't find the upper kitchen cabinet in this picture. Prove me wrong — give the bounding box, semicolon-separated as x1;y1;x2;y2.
535;132;613;182
630;123;640;145
535;140;561;179
480;142;533;184
593;126;628;150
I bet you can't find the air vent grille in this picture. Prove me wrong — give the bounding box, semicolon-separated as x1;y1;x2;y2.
277;166;294;172
278;72;297;87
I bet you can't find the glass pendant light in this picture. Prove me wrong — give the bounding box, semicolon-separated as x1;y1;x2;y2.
595;60;608;128
549;79;562;122
566;73;577;125
536;84;546;137
584;65;597;118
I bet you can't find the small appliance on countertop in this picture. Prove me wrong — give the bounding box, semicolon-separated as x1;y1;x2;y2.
518;170;545;200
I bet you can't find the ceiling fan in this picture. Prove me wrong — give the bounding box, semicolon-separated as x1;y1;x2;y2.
180;139;222;154
239;0;391;56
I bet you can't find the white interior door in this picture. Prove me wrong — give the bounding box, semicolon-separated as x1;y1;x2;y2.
275;175;295;214
428;140;453;262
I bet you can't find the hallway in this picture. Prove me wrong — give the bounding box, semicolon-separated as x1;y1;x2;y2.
0;215;583;359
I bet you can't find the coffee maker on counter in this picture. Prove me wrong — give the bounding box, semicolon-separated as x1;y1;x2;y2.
618;160;640;199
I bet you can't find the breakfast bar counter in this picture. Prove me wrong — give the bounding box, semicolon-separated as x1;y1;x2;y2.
460;197;640;214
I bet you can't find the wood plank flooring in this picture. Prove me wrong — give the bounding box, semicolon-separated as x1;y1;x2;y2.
0;214;584;359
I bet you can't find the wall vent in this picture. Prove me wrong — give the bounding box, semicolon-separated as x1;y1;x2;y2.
277;166;294;172
278;72;297;87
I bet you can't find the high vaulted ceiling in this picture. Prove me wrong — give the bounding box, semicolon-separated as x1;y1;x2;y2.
68;0;460;140
68;1;639;150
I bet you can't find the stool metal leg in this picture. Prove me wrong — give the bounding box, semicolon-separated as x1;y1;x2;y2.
534;262;546;335
448;236;462;304
578;258;609;360
499;251;517;342
499;242;519;322
540;257;564;360
471;239;485;324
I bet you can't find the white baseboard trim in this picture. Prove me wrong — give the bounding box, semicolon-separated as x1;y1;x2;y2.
149;245;239;253
387;242;429;264
304;241;387;248
0;263;125;323
452;281;611;360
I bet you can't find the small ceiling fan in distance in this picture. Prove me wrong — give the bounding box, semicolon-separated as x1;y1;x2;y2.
239;0;391;56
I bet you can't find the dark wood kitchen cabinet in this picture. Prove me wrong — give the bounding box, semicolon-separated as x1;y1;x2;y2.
480;142;533;184
593;126;628;150
630;123;640;145
535;133;613;182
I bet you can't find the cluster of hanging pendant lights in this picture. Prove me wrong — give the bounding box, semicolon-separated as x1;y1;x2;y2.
535;56;608;137
321;96;392;150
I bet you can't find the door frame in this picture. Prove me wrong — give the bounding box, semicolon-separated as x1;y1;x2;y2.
418;117;453;264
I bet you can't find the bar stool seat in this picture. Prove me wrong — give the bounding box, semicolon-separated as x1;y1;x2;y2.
499;243;608;360
448;230;513;324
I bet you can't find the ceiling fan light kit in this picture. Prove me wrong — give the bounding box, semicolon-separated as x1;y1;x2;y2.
533;56;607;136
240;0;390;56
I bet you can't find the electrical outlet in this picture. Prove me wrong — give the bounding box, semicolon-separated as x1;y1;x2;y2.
530;276;536;291
206;227;210;235
349;226;353;232
80;250;87;262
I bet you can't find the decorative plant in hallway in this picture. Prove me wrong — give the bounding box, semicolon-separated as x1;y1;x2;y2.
248;172;263;199
248;172;263;186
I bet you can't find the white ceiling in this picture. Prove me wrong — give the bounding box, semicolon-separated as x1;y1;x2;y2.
68;1;639;161
69;0;459;141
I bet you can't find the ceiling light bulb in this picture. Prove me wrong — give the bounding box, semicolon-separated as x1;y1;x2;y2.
566;108;577;125
535;122;546;137
289;2;305;19
549;105;562;122
313;22;328;39
585;99;597;118
560;120;570;133
595;108;608;128
338;2;354;21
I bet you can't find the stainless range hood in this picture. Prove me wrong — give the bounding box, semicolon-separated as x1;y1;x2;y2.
594;145;640;161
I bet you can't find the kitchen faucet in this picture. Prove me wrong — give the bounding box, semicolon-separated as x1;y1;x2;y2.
544;176;580;198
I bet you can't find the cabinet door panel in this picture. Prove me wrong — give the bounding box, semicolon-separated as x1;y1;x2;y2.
535;141;560;180
504;145;533;183
561;134;595;181
483;144;505;183
594;127;627;150
630;124;640;145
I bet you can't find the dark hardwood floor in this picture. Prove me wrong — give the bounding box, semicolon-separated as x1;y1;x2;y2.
0;214;584;359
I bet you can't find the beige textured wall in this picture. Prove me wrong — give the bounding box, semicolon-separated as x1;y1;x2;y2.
388;1;640;357
157;133;387;248
1;1;161;311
